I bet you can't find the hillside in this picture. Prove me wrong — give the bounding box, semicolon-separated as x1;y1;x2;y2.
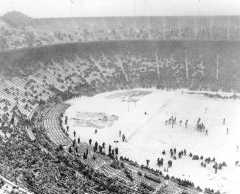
1;11;33;27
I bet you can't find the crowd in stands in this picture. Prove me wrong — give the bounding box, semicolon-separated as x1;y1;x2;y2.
0;176;29;194
0;41;239;193
1;15;240;51
1;42;240;121
0;107;141;194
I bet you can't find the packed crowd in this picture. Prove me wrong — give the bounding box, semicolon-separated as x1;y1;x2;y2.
0;42;239;193
1;45;239;121
0;105;144;194
1;14;240;51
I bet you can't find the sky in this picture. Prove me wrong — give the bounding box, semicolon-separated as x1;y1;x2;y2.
0;0;240;18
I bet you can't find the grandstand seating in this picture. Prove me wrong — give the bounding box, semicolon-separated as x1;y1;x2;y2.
0;40;238;194
1;16;240;51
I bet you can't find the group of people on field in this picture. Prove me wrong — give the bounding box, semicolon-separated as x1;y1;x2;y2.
196;117;208;135
118;130;127;142
164;113;232;138
156;146;228;174
165;115;189;129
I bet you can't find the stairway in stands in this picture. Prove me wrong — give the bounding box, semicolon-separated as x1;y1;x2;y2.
42;103;72;146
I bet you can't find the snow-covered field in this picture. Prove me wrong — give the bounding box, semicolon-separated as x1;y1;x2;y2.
64;89;240;194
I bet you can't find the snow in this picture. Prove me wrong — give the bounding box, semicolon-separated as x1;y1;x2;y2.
64;89;240;194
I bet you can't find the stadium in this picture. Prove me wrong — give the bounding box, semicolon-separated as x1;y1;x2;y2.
0;11;240;194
